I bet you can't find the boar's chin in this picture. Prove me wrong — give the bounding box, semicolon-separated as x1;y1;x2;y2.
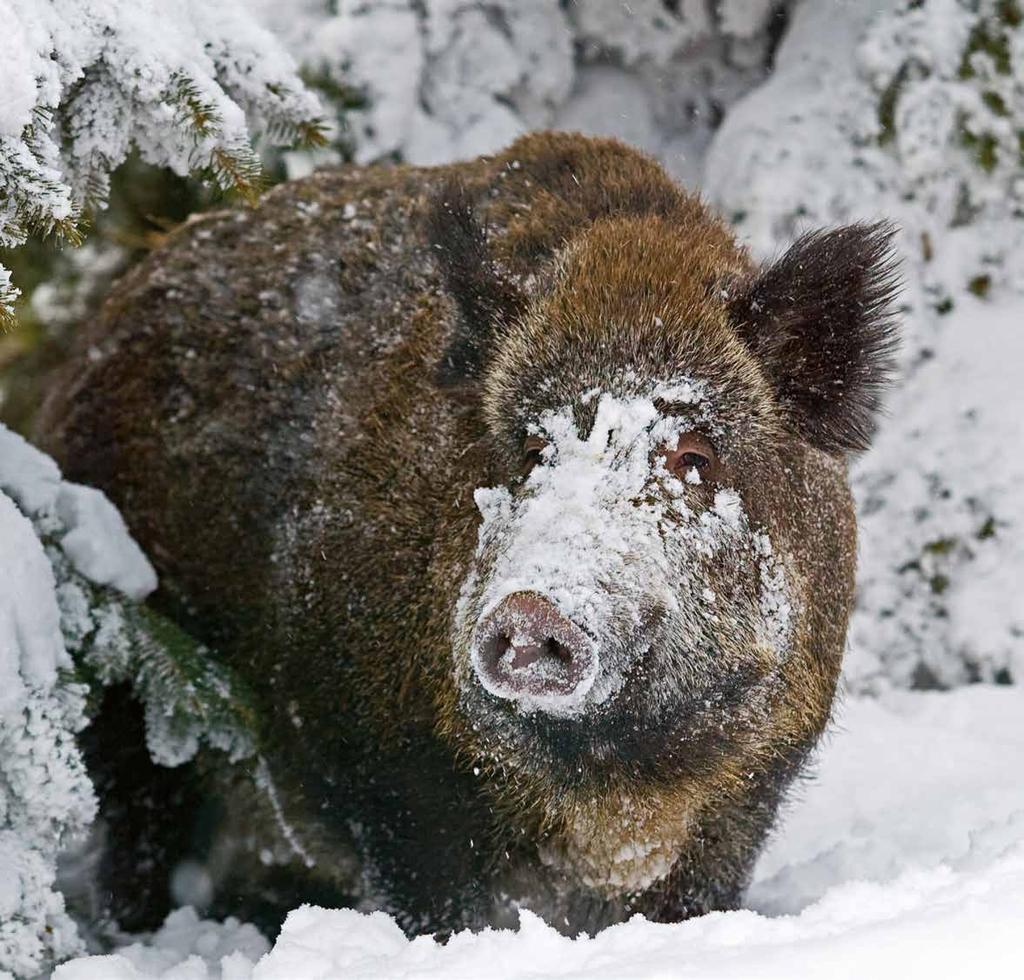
453;634;775;788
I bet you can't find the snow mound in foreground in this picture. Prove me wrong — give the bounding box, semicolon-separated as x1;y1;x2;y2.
52;684;1024;980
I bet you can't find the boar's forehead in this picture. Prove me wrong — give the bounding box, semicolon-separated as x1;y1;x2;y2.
483;335;780;459
482;217;779;448
528;376;710;451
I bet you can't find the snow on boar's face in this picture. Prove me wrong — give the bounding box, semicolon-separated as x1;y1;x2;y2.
462;379;785;720
429;184;899;799
450;363;796;789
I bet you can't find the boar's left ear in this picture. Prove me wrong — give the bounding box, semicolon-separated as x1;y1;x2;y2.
427;179;527;386
728;222;901;454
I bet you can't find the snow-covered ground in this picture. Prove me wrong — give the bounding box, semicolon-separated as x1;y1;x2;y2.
52;683;1024;979
4;1;1024;977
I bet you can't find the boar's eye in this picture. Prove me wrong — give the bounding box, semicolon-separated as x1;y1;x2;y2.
664;431;719;482
522;434;548;474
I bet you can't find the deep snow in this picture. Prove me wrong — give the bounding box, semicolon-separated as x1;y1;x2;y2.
51;683;1024;979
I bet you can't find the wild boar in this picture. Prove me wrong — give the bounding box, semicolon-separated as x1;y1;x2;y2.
40;131;899;935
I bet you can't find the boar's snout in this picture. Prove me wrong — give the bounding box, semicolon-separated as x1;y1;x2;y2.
472;592;597;710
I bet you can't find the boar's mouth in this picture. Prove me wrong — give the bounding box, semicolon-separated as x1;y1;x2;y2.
461;638;768;786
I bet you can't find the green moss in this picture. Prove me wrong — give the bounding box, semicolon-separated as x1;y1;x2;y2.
900;537;966;599
929;573;951;595
962;127;1000;172
960;19;1013;78
977;516;998;540
299;67;369;114
968;273;992;297
981;90;1009;116
997;0;1022;28
877;66;908;146
923;536;958;556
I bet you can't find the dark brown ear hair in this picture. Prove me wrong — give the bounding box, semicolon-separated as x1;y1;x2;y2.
729;222;901;454
427;179;526;385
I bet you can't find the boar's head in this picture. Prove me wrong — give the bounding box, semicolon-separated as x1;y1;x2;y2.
428;180;898;866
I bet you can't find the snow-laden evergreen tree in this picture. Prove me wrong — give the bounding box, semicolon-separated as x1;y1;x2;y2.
704;0;1024;691
0;427;258;976
0;0;326;328
251;0;793;181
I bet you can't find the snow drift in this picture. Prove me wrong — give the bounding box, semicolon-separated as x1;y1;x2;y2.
51;684;1024;979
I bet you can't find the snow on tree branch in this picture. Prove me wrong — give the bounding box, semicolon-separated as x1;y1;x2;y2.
0;423;259;977
251;0;790;177
704;0;1024;692
0;0;327;329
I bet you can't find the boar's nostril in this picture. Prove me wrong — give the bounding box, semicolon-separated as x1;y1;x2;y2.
472;592;596;708
504;635;571;671
545;636;571;663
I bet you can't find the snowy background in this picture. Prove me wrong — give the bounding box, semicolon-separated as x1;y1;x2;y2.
1;0;1023;977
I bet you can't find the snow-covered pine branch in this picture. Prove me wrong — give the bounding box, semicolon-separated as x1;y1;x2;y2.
705;0;1024;691
0;0;327;328
0;424;258;978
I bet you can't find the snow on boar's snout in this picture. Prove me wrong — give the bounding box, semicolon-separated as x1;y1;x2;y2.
458;384;777;721
474;592;594;705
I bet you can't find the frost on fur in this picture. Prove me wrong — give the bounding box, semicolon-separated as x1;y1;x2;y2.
457;381;794;720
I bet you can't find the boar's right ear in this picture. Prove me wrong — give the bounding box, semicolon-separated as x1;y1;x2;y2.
427;179;526;386
728;222;901;454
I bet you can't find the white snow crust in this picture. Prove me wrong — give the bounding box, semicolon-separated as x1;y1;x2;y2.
0;425;156;600
51;684;1024;980
56;484;157;600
